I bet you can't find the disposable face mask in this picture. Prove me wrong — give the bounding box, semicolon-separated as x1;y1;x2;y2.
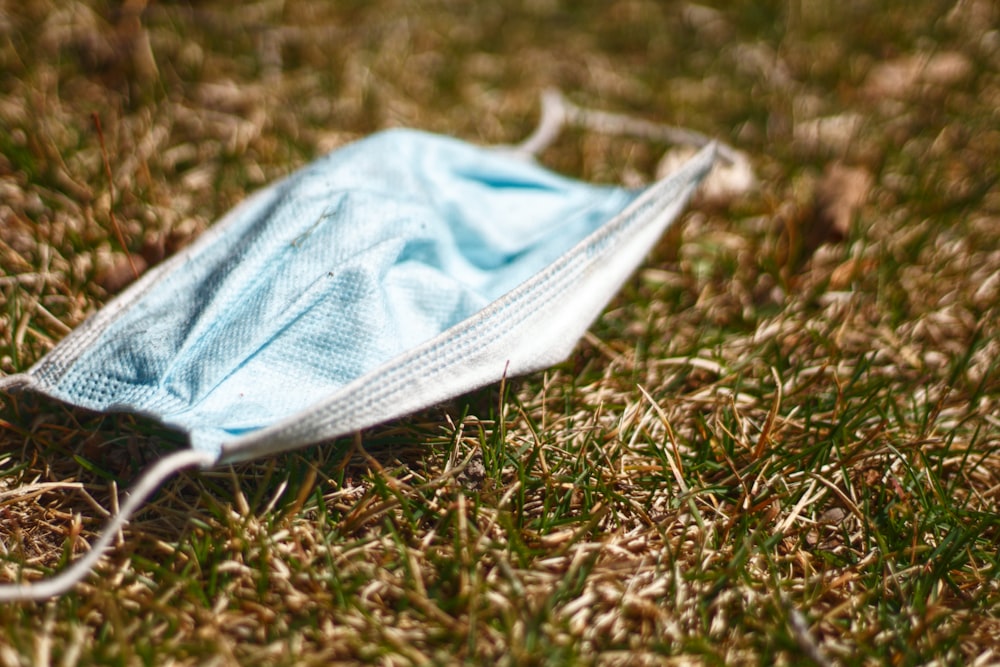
0;91;725;600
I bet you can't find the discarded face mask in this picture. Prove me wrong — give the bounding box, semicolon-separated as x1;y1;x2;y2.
0;92;722;600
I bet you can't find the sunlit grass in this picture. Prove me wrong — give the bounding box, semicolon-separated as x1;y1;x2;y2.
1;0;999;665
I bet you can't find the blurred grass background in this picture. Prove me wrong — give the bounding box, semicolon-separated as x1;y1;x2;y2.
1;0;999;664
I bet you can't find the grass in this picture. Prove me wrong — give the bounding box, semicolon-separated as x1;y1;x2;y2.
1;0;999;664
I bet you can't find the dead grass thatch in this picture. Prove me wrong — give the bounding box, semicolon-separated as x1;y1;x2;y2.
1;0;999;665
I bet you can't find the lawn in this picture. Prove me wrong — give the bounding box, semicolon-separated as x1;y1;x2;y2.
1;0;998;664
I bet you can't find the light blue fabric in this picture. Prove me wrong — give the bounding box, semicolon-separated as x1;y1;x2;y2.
3;128;714;463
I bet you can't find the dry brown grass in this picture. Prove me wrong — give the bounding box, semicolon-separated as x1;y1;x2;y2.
1;0;999;664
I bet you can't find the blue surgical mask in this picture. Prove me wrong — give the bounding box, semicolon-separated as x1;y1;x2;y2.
3;132;714;465
0;92;720;600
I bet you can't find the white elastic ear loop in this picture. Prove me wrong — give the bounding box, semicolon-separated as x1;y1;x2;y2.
515;88;743;166
0;448;216;602
514;88;569;157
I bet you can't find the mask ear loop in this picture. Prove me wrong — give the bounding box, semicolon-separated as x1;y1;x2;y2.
0;448;216;602
515;88;744;166
514;89;569;158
